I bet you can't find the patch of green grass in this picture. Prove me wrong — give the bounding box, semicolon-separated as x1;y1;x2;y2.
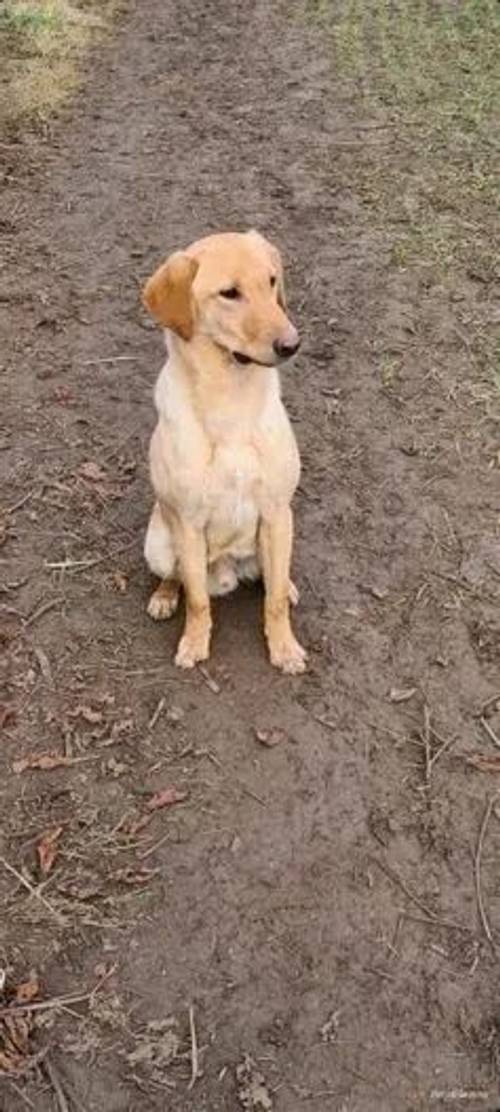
0;3;63;33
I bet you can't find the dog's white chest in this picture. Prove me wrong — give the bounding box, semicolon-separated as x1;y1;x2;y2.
207;441;260;530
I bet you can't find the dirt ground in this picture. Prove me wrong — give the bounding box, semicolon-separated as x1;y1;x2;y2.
1;1;500;1109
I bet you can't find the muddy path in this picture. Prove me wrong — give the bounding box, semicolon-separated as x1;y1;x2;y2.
1;2;500;1109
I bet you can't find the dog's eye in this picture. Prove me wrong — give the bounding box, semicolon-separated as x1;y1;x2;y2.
270;275;277;288
220;287;240;300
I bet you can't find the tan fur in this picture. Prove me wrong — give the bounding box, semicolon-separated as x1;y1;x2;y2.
143;230;306;674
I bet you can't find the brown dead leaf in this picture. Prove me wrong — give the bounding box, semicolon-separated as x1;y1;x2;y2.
15;972;40;1004
79;460;107;483
146;787;187;811
37;827;63;876
0;1011;32;1074
13;752;73;773
254;727;287;748
466;753;500;772
0;704;17;732
128;787;187;835
112;570;128;593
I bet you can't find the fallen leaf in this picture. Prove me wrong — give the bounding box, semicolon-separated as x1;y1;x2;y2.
127;787;188;835
254;727;287;748
112;570;128;593
466;753;500;772
116;866;159;886
15;972;40;1004
69;704;103;725
320;1010;341;1043
389;687;417;704
13;752;73;773
79;460;107;483
37;827;63;875
146;787;187;812
237;1055;273;1110
0;1012;32;1074
0;705;16;732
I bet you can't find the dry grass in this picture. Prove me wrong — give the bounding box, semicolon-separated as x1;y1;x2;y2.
0;0;117;125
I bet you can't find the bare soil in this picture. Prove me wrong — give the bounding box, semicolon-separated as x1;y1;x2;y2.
1;2;500;1110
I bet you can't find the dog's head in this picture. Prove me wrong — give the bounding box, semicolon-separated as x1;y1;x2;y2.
142;230;299;367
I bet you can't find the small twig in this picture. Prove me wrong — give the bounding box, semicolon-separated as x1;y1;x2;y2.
312;714;336;732
241;784;266;807
371;857;467;932
23;597;63;630
139;829;172;860
480;694;500;716
148;696;166;731
188;1004;199;1090
0;854;65;926
480;716;500;752
6;491;35;516
422;704;431;785
364;966;395;982
429;733;457;771
474;793;498;951
0;966;117;1020
82;355;138;365
198;666;221;694
43;1059;70;1112
45;539;136;573
8;1081;36;1110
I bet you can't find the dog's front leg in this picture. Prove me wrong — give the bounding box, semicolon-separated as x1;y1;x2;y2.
172;517;211;668
259;506;306;674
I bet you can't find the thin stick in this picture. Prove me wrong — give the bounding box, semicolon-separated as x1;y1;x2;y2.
371;857;467;932
480;716;500;751
82;356;138;365
188;1005;199;1090
45;539;136;572
148;696;166;731
312;714;336;732
423;704;431;785
6;491;35;516
43;1060;70;1112
23;597;63;629
0;967;116;1020
0;855;65;926
474;794;498;950
8;1082;36;1110
429;733;457;771
139;829;172;860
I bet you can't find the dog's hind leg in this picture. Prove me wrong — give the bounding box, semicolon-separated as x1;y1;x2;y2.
144;502;180;620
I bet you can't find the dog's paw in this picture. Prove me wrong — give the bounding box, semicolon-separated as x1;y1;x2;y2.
288;580;300;607
269;635;307;675
147;583;179;621
175;630;210;669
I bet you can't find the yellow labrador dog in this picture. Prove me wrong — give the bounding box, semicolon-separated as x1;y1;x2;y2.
142;230;306;674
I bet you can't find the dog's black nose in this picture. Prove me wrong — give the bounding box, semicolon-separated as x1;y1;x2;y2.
273;338;301;360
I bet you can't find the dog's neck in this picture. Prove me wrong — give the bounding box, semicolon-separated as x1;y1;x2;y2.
165;331;280;427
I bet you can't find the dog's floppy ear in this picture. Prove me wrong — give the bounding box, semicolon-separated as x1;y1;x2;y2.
142;252;199;340
246;229;287;310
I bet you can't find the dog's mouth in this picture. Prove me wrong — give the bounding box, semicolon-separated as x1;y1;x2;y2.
232;351;275;368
